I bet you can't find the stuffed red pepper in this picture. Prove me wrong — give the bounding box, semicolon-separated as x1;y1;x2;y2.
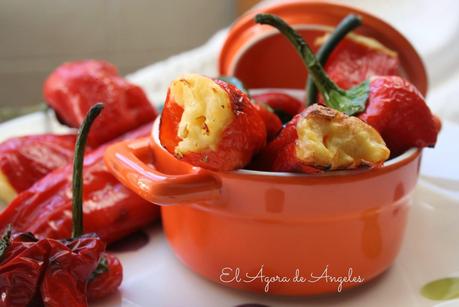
160;74;266;171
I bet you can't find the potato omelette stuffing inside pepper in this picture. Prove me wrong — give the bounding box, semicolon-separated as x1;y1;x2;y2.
160;74;266;171
256;104;390;173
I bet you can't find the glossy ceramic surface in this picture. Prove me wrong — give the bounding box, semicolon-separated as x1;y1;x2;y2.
219;0;428;96
104;116;422;295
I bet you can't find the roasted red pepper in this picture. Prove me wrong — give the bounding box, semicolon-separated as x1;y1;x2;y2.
317;32;400;90
254;104;390;172
252;92;304;124
40;234;106;306
253;102;282;140
87;253;123;301
0;230;47;305
44;60;157;146
218;76;289;138
160;74;266;171
0;229;120;306
0;134;78;203
0;104;122;305
357;76;438;155
0;123;159;243
256;14;439;156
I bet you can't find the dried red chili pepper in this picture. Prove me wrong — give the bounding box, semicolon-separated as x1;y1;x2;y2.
254;104;390;172
0;134;78;203
44;60;157;146
160;74;266;171
256;14;439;156
0;123;159;243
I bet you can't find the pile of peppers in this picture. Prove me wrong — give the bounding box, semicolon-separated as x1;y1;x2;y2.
158;13;439;173
0;123;159;243
0;60;161;303
0;104;122;305
0;60;160;242
255;14;440;157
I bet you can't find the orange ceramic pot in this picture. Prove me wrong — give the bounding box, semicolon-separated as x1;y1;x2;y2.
104;118;422;296
104;1;428;296
219;0;428;96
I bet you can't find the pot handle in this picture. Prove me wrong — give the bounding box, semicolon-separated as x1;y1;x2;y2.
104;137;221;205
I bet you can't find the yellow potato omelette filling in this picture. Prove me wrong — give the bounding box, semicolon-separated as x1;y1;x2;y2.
295;105;390;170
169;74;234;157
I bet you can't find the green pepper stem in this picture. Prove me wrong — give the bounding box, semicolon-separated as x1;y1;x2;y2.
306;14;362;105
255;14;369;115
71;103;104;238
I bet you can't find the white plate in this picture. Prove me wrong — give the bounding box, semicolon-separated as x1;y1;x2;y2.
1;112;458;307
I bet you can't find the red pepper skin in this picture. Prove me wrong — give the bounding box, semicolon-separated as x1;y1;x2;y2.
253;102;282;140
321;35;400;90
319;38;438;155
252;113;320;173
40;234;105;307
0;134;77;197
87;253;123;301
0;232;48;306
359;76;439;156
43;60;157;146
0;124;160;243
252;92;305;120
160;78;266;171
0;231;109;306
320;38;438;155
253;104;390;172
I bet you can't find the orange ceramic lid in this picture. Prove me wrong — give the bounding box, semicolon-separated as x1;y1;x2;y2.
219;0;428;96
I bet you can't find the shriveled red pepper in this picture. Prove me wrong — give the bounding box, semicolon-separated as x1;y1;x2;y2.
0;134;78;203
87;253;123;301
256;14;439;156
0;230;117;306
254;104;390;172
160;74;266;171
44;60;157;146
0;123;159;243
0;104;122;305
0;230;47;305
40;234;106;306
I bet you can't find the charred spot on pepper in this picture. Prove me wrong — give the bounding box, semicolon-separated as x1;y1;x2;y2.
0;225;12;259
201;155;209;163
175;151;184;159
179;78;192;86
